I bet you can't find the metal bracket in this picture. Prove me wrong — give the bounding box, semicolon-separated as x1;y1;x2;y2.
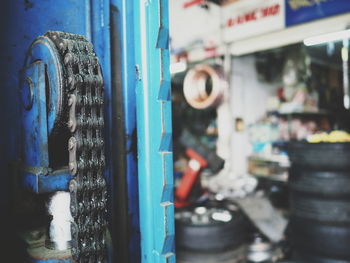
22;167;72;194
20;61;72;194
20;61;49;169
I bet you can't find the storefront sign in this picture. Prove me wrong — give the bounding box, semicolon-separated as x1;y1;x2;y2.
171;0;350;52
222;0;285;43
286;0;350;26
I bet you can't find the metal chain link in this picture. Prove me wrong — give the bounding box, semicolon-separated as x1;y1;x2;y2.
46;31;107;263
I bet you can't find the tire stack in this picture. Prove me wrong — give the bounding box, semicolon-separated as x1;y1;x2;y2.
288;142;350;263
175;201;249;263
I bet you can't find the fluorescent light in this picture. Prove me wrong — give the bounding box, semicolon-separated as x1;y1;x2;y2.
304;29;350;46
170;62;187;74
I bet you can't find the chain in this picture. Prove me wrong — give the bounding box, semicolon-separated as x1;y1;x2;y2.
45;31;107;262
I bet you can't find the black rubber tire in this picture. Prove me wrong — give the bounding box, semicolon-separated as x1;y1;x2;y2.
288;142;350;170
176;246;246;263
296;252;350;263
176;202;248;253
289;193;350;223
289;168;350;197
291;218;350;259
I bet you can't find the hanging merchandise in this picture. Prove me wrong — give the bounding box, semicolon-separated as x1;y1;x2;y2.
278;47;318;114
183;64;227;109
183;63;231;160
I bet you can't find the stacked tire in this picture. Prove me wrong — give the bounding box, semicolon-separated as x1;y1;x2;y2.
175;201;249;263
288;142;350;263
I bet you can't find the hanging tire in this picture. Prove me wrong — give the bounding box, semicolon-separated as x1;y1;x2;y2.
175;201;249;253
290;218;350;259
288;142;350;170
289;168;350;197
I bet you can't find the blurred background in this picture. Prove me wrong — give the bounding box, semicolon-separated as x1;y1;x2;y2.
169;1;350;263
1;1;350;262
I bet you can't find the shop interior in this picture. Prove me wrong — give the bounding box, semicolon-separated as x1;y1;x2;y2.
170;1;350;262
1;1;350;262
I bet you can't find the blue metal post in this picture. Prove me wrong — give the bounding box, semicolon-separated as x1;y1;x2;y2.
0;1;113;261
133;0;175;262
0;1;92;260
0;0;91;217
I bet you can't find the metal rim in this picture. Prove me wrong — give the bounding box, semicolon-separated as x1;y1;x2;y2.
175;203;239;226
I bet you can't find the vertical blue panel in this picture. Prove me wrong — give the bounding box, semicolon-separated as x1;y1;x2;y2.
0;0;90;214
286;0;350;26
0;1;113;262
0;1;91;260
133;0;175;262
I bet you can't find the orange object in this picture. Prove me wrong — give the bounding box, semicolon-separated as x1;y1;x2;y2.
175;148;208;202
183;0;205;9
